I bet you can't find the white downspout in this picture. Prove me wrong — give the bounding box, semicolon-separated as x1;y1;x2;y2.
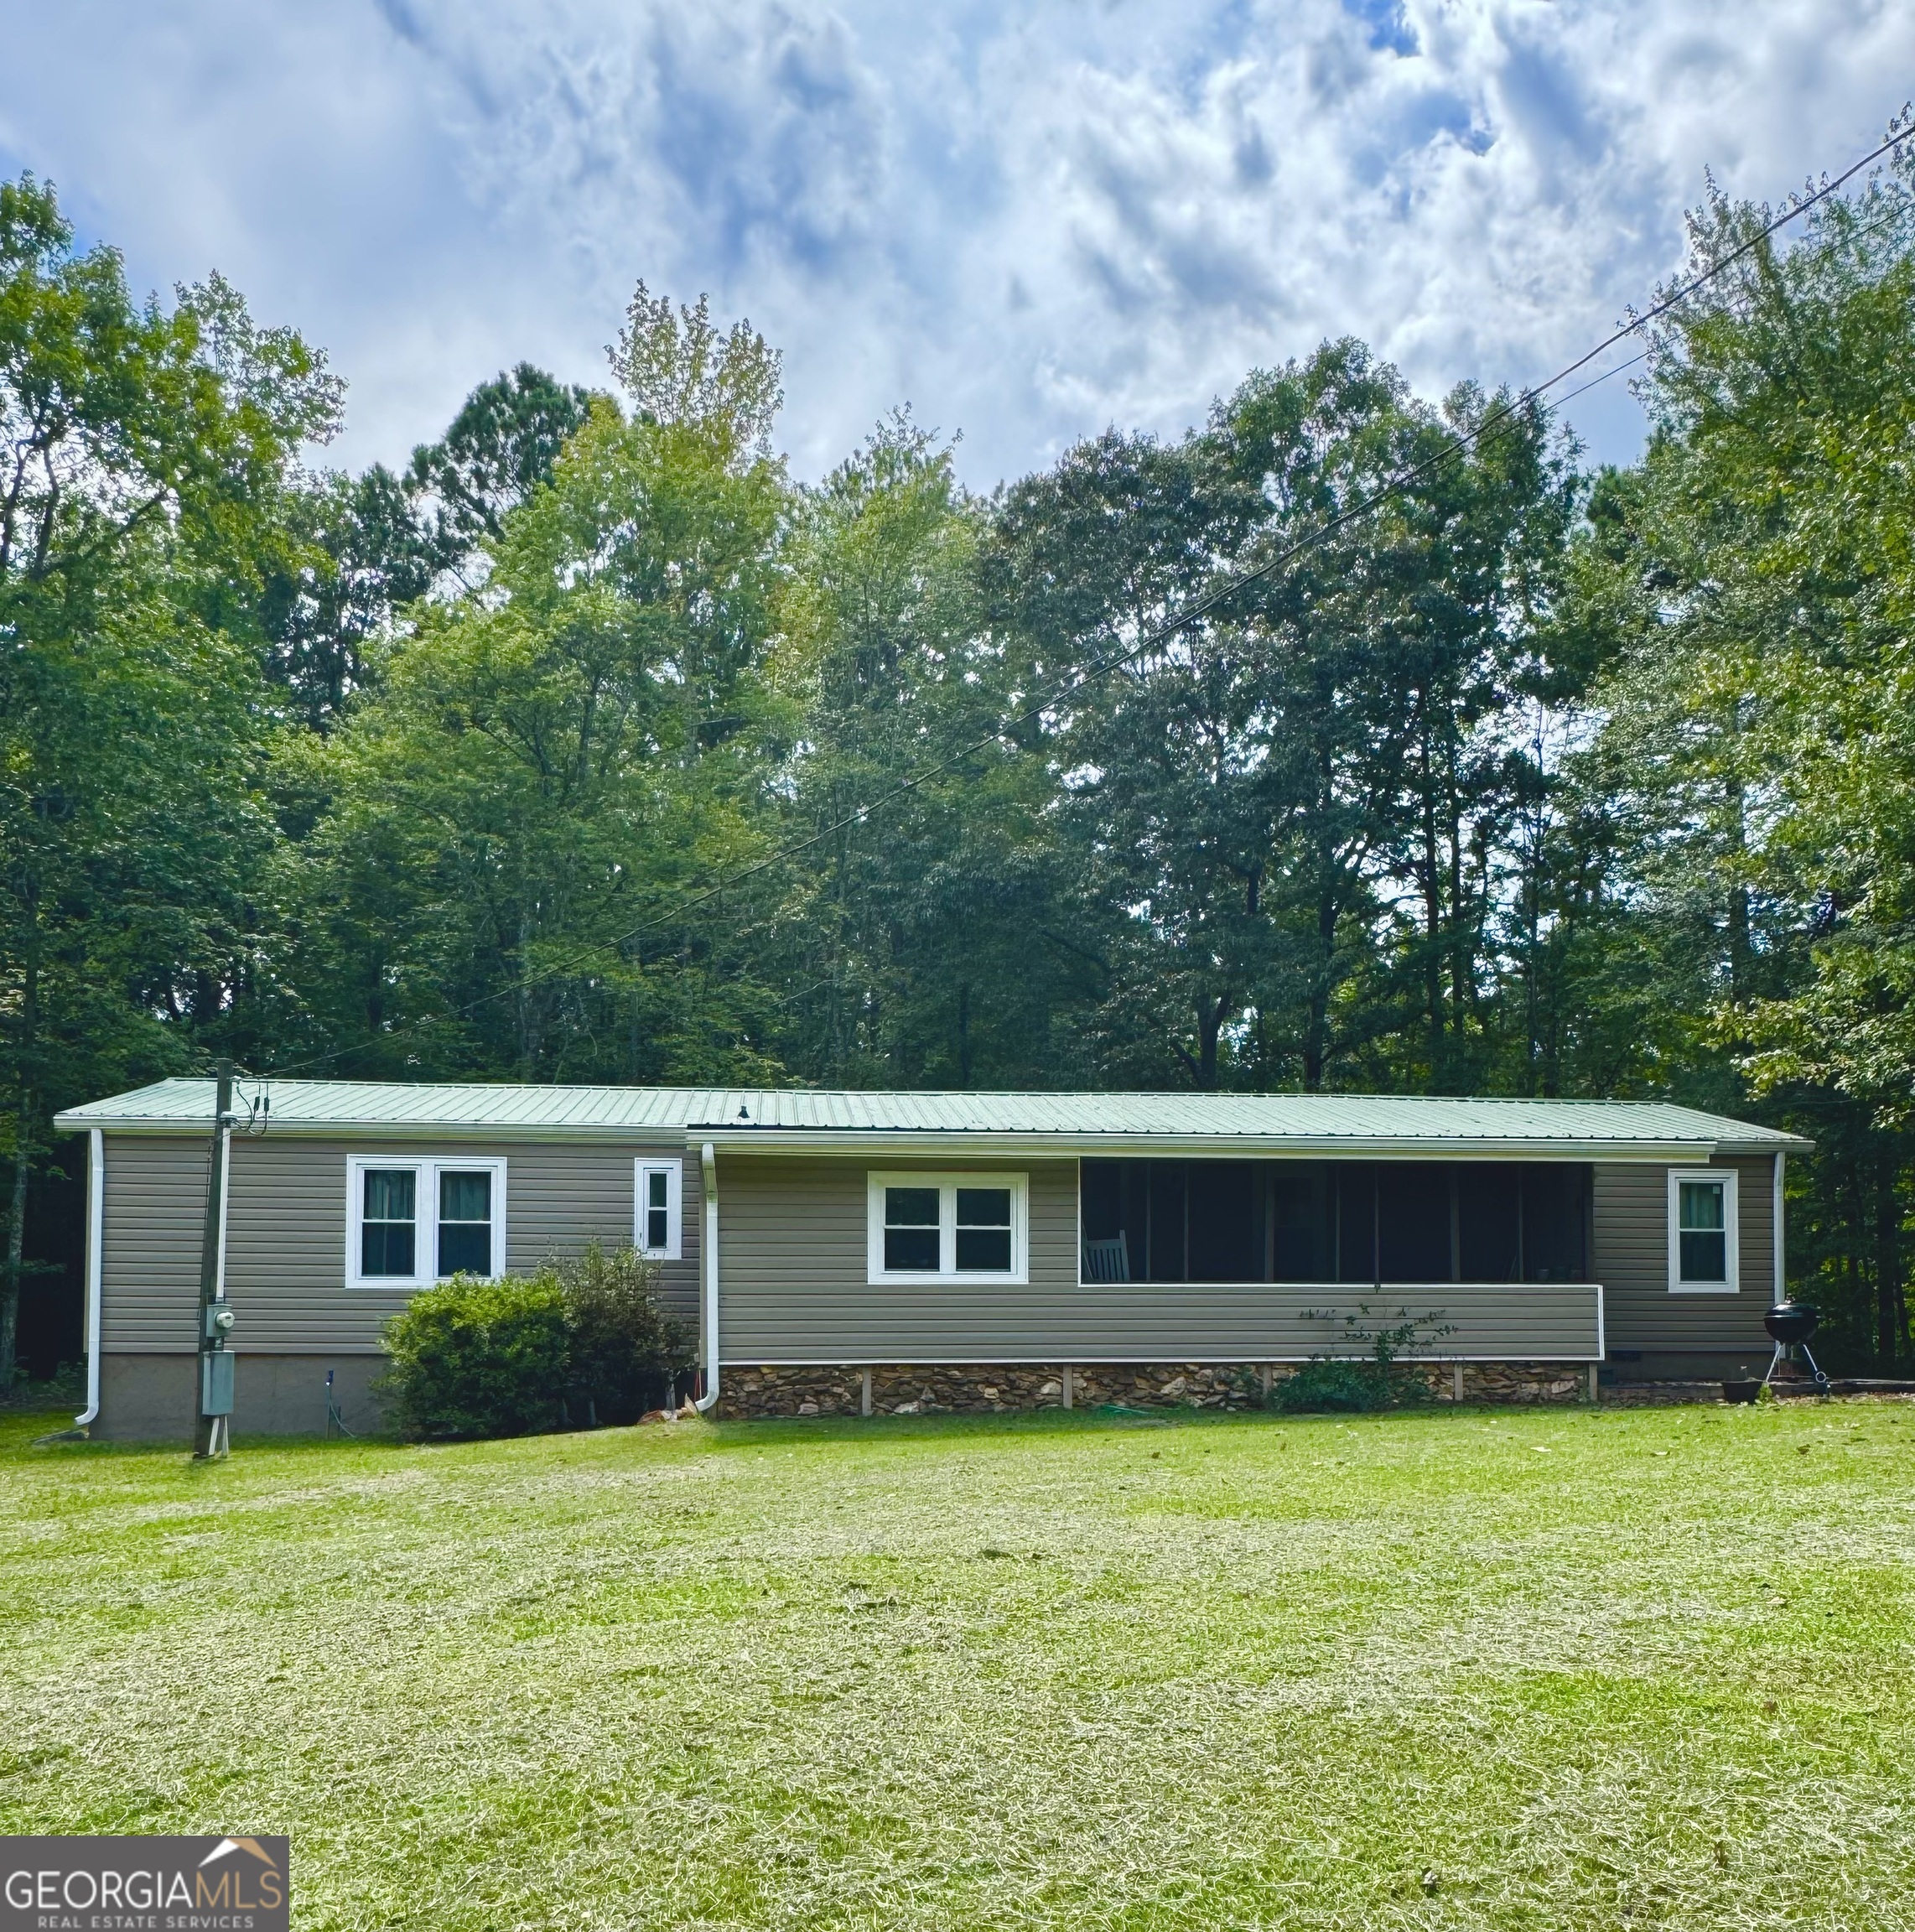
693;1141;720;1412
74;1129;104;1428
1772;1150;1787;1306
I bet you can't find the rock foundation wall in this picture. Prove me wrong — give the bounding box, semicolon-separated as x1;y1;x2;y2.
1453;1361;1588;1403
716;1359;1594;1419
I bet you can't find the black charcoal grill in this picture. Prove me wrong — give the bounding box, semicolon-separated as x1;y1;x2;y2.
1763;1301;1830;1395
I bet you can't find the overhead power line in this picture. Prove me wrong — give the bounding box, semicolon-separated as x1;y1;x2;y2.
259;120;1913;1082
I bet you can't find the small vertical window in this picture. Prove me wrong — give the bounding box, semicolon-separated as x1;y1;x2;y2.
884;1187;941;1272
361;1169;417;1278
1678;1181;1726;1281
437;1169;494;1276
955;1188;1013;1272
1668;1168;1738;1291
635;1160;683;1259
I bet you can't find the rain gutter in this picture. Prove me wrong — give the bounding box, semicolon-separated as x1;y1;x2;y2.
74;1130;104;1429
693;1140;720;1413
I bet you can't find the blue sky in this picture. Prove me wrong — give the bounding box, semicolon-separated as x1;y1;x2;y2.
3;1;1911;487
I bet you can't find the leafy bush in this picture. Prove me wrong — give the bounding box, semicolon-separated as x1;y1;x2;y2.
1274;1301;1454;1412
1271;1360;1441;1412
378;1272;571;1440
563;1244;695;1426
1273;1359;1394;1414
377;1244;694;1439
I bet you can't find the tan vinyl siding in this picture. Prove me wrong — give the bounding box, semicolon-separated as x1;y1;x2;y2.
100;1135;208;1354
1593;1155;1775;1353
100;1131;698;1354
718;1156;1601;1361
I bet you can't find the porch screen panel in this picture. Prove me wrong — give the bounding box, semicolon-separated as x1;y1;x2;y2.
1336;1166;1377;1283
1146;1162;1186;1281
1187;1162;1258;1284
1082;1159;1286;1285
1377;1165;1451;1282
1522;1166;1587;1282
1077;1156;1592;1287
1079;1161;1124;1247
1269;1164;1331;1281
1458;1165;1522;1282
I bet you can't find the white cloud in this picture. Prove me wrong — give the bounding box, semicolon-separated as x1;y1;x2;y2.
3;0;1911;486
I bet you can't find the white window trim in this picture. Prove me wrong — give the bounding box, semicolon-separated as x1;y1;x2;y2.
867;1171;1029;1285
635;1157;684;1261
345;1155;507;1289
1668;1166;1739;1295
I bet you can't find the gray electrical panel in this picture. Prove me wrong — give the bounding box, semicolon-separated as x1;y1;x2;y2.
200;1350;235;1416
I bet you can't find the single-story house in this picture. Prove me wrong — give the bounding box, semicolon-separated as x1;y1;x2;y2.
52;1079;1810;1437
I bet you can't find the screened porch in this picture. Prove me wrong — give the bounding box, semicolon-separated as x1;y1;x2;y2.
1078;1158;1591;1286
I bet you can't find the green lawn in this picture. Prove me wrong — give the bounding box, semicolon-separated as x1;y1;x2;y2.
3;1400;1912;1930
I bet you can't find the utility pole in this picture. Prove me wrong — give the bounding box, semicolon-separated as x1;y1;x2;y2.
192;1060;236;1459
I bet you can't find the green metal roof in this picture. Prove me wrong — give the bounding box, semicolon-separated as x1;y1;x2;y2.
54;1078;1811;1156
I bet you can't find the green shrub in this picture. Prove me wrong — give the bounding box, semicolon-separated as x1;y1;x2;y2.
1274;1359;1393;1414
562;1244;695;1426
378;1271;571;1440
377;1246;693;1440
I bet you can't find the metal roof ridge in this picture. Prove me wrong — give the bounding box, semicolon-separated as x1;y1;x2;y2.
60;1077;1772;1107
50;1078;1814;1157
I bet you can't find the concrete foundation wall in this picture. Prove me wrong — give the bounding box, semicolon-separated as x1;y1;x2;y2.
1602;1348;1774;1384
94;1352;389;1443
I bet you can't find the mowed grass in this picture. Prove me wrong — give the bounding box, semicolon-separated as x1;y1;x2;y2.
3;1402;1912;1930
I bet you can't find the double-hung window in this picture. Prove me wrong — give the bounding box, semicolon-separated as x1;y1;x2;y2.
360;1167;418;1278
636;1158;683;1260
867;1173;1027;1284
1668;1168;1738;1293
436;1171;495;1275
347;1156;506;1288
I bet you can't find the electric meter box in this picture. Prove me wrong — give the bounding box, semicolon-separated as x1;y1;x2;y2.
200;1350;235;1416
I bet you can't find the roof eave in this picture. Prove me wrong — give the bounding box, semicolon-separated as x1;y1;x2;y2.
49;1113;688;1141
51;1112;1814;1157
699;1128;1737;1161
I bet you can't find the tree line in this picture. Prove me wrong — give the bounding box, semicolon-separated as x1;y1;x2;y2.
7;143;1915;1377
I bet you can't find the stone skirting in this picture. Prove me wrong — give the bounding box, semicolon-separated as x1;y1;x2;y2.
714;1360;1596;1420
1449;1362;1589;1404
